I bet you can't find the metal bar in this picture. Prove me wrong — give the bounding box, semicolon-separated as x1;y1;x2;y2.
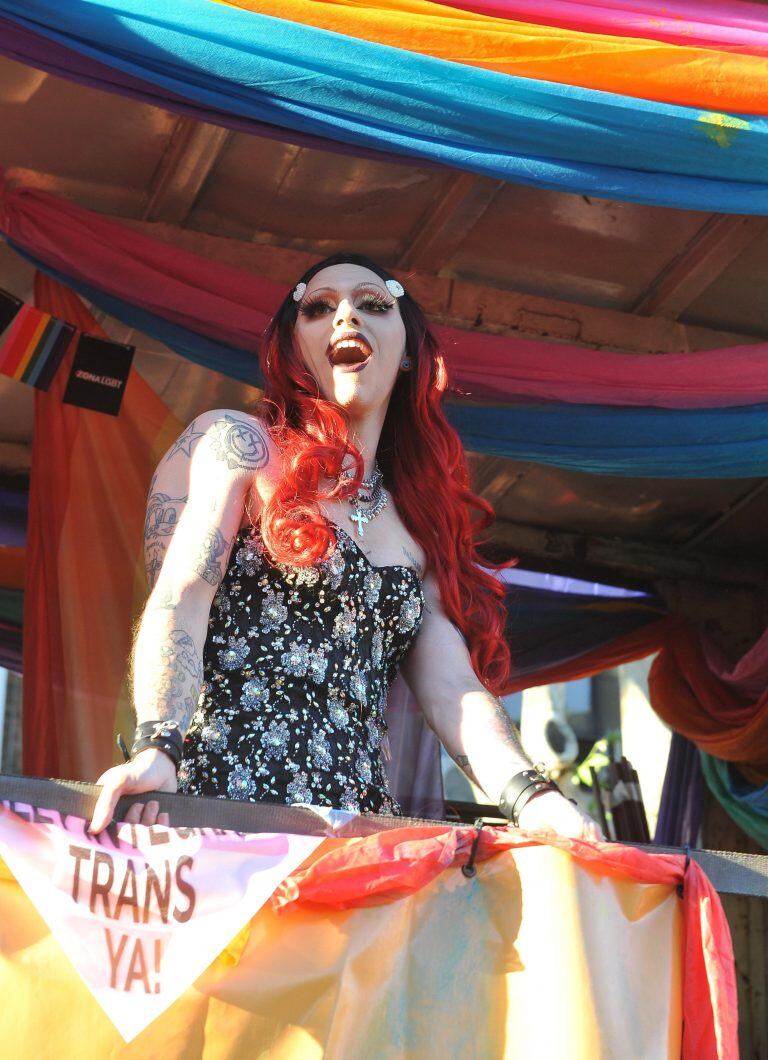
0;775;765;897
488;519;767;589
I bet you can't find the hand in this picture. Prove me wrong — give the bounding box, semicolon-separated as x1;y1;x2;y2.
89;749;178;834
514;790;605;842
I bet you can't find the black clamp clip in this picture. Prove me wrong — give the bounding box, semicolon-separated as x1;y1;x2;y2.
462;818;486;879
676;844;691;898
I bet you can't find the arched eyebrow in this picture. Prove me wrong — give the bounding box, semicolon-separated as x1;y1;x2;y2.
305;282;388;298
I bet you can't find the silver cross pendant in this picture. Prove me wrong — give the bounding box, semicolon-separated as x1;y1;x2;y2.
350;510;368;537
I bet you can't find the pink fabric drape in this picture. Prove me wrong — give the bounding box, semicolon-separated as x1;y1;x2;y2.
3;177;768;409
701;626;768;700
439;0;768;54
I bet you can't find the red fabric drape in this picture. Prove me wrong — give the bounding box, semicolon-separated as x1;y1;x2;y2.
650;625;768;782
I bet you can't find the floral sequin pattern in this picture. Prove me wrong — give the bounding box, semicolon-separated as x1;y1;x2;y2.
180;523;424;816
363;569;382;608
218;636;249;671
228;764;256;800
241;676;269;710
234;538;264;577
201;716;230;754
397;595;422;634
260;589;288;632
333;602;357;647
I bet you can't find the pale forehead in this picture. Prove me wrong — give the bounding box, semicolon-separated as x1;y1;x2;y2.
305;263;387;297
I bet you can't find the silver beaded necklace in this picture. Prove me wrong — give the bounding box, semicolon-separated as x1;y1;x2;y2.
342;462;389;538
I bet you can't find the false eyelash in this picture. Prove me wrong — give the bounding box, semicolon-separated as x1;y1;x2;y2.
359;294;395;312
297;292;395;318
297;297;333;318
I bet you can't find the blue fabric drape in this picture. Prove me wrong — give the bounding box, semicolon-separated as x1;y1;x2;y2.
3;0;768;213
446;401;768;477
700;752;768;851
506;585;664;678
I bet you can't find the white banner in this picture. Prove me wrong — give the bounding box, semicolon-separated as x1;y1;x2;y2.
0;802;335;1041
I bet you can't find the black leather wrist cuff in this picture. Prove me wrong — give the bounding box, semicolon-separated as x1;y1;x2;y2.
130;720;183;770
130;738;181;769
499;768;560;826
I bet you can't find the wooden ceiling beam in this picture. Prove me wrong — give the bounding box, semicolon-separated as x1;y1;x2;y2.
632;213;768;319
116;218;758;352
143;117;231;225
486;519;766;588
397;173;504;273
677;480;768;551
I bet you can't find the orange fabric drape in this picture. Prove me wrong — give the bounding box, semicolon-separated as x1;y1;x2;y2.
223;0;768;115
649;625;768;781
24;274;181;779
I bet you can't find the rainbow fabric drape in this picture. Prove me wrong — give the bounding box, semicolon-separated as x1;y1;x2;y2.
2;0;768;212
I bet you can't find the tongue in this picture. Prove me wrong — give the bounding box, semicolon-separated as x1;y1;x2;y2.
332;345;369;365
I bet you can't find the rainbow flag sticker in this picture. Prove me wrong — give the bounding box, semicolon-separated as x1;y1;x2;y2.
0;290;75;391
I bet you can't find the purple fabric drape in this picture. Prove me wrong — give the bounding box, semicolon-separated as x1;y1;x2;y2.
384;675;444;820
654;731;704;848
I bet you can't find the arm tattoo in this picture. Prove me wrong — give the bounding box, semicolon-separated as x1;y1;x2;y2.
144;490;188;589
456;754;480;785
141;628;204;733
208;415;269;470
165;421;205;461
402;546;424;578
193;525;232;586
490;698;528;756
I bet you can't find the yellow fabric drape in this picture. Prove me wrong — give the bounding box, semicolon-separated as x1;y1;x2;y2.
0;844;683;1056
222;0;768;115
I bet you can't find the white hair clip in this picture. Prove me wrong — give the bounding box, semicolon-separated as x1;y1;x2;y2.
386;279;405;298
292;281;307;303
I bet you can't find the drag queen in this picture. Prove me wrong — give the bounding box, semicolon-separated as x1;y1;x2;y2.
89;255;602;841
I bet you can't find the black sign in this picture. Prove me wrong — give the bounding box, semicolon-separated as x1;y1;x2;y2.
62;334;135;417
0;288;23;335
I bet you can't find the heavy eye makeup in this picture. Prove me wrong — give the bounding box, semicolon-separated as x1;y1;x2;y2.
297;286;395;319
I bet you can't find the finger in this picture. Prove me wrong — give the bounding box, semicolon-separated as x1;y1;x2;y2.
140;800;160;826
123;802;145;825
157;812;170;828
89;780;123;834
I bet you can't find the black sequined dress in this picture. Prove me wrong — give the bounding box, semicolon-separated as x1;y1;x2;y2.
177;523;425;814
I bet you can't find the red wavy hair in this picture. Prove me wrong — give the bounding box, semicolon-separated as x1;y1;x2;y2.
258;254;513;694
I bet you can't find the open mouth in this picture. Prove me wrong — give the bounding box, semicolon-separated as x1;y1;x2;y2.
327;332;373;371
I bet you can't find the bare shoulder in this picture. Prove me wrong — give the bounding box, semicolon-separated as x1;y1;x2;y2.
159;408;274;476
